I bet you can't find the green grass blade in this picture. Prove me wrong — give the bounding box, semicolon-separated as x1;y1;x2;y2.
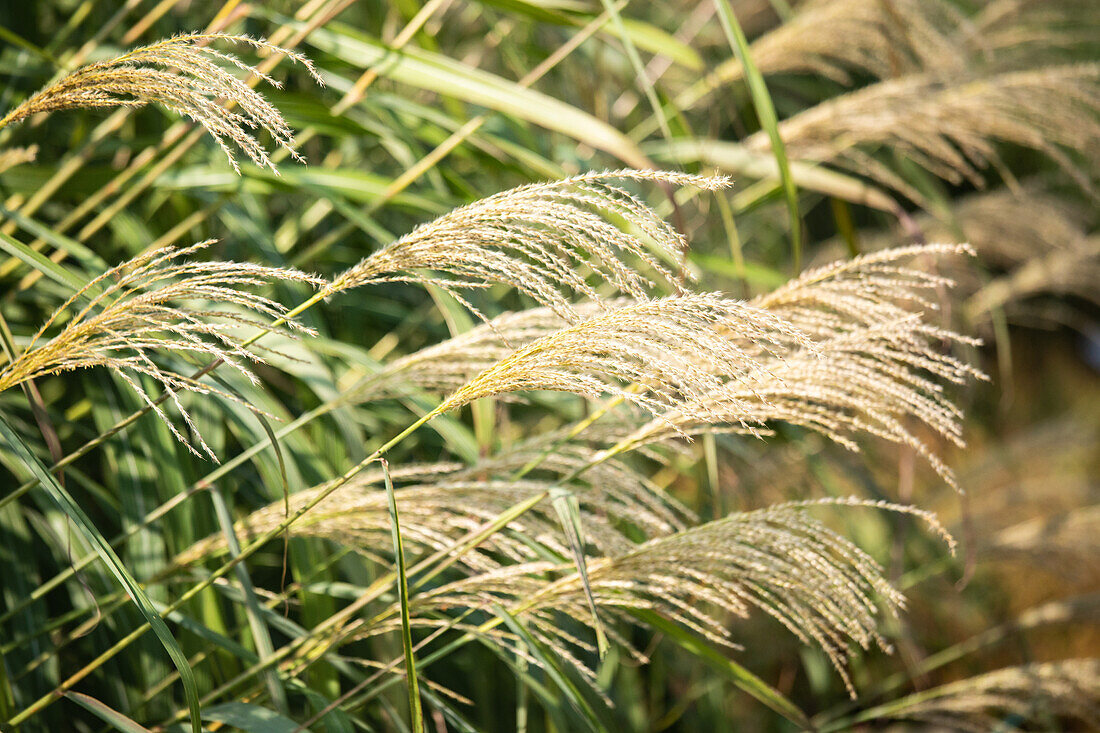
0;641;14;722
611;16;703;71
550;490;608;658
299;20;653;168
0;231;87;293
202;702;302;733
598;0;672;140
63;692;153;733
0;415;203;733
0;25;56;64
628;609;810;728
208;483;290;715
383;459;425;733
491;605;607;732
711;0;802;270
689;252;786;290
0;205;109;274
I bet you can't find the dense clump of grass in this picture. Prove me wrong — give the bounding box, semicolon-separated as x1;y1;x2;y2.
0;3;1097;732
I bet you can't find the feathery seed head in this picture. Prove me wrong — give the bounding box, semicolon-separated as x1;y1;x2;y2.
434;293;811;421
327;170;730;321
366;302;599;401
0;33;321;173
419;500;920;697
752;0;968;83
175;453;682;571
624;244;985;489
755;64;1100;202
875;660;1100;731
0;242;322;460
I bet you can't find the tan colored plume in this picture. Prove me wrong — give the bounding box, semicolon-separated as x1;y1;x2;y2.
869;659;1100;731
414;499;944;697
0;242;322;459
623;244;985;489
753;64;1100;202
174;452;683;571
326;170;728;322
0;33;321;173
434;293;811;419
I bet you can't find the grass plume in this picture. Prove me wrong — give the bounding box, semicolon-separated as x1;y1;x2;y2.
860;659;1100;731
755;64;1100;202
415;499;935;697
176;446;690;570
0;33;321;173
617;244;984;488
326;170;729;321
0;242;321;459
435;293;810;418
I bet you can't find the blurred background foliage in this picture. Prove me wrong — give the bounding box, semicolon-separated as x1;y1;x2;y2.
0;0;1098;731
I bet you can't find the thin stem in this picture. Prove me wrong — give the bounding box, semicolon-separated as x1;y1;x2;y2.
5;404;440;727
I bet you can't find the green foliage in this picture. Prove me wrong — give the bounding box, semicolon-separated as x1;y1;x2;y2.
0;2;1098;732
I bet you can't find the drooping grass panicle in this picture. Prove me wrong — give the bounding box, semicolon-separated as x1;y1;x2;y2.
326;170;729;322
818;185;1100;322
749;0;968;83
417;500;910;697
621;245;985;488
734;0;1087;89
434;293;812;421
367;302;590;400
967;0;1100;70
0;242;323;459
0;33;321;173
667;0;970;123
367;299;676;403
175;453;681;571
986;504;1100;574
456;439;694;535
752;64;1100;202
868;659;1100;732
927;188;1100;318
752;243;976;324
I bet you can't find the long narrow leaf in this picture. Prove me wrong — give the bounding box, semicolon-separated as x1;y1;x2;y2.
384;460;425;733
63;692;153;733
492;605;607;732
0;231;87;293
550;490;609;658
629;609;811;728
0;415;203;733
299;21;653;168
712;0;802;270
